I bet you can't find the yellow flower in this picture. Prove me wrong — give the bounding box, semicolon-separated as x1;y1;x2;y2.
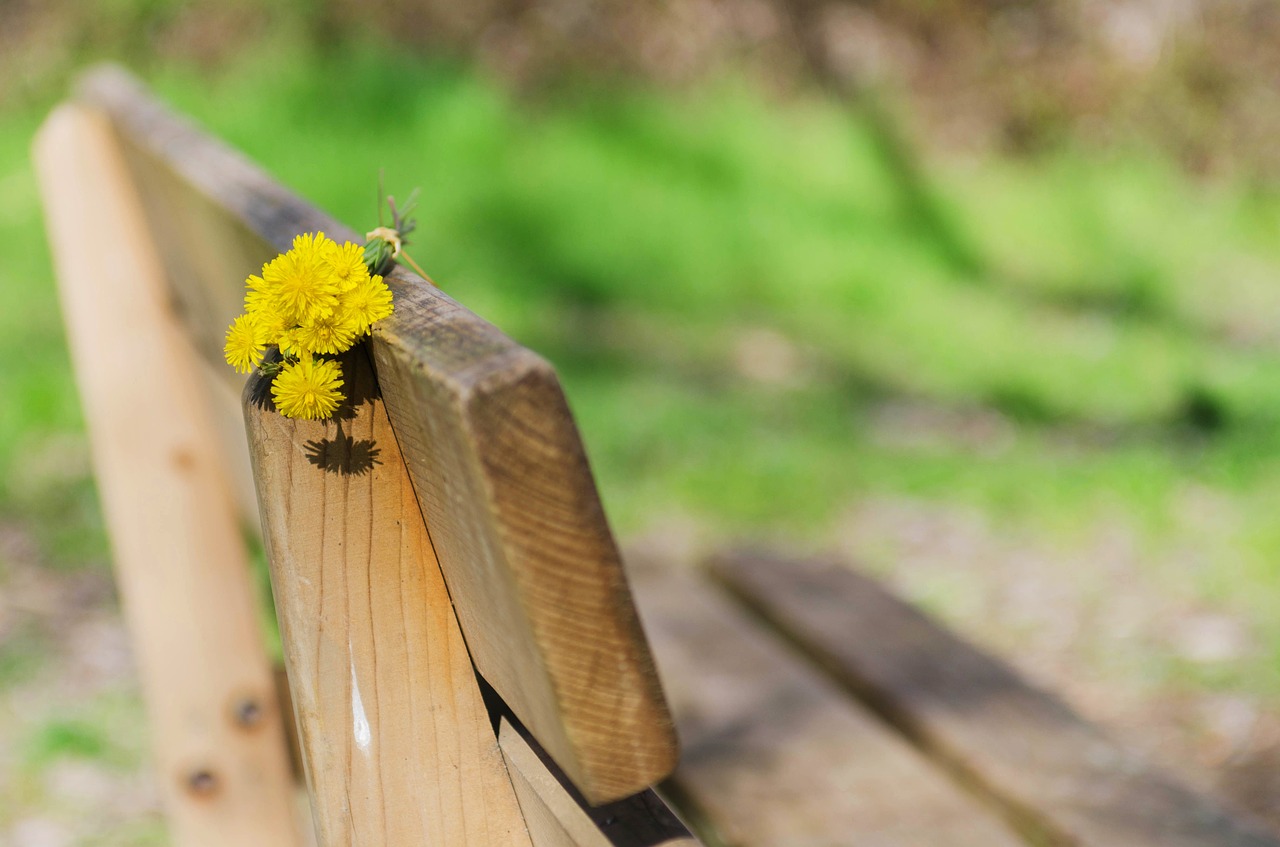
243;272;272;312
224;313;268;374
263;232;341;324
290;312;358;357
324;240;370;292
244;274;288;340
224;223;401;419
271;356;345;420
276;327;304;359
342;273;395;336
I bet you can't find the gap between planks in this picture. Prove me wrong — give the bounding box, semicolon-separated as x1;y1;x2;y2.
499;718;699;847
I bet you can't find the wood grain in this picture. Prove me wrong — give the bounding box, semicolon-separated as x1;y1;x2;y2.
78;64;678;804
34;103;304;847
244;346;532;846
711;551;1280;847
630;564;1023;847
371;336;678;803
498;719;697;847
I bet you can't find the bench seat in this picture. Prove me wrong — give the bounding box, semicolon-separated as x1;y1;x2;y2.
634;551;1279;847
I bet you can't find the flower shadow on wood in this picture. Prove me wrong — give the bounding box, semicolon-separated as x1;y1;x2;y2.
247;345;383;477
303;346;382;476
303;426;381;476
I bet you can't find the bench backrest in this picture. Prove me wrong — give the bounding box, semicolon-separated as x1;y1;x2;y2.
36;66;684;847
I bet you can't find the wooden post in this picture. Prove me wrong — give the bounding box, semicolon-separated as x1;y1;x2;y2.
244;346;532;846
33;104;304;846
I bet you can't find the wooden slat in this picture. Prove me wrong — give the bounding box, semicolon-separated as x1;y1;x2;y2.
498;719;698;847
244;346;532;846
78;67;307;372
34;104;304;846
630;565;1024;847
370;337;677;804
80;67;312;533
78;65;678;805
711;551;1280;847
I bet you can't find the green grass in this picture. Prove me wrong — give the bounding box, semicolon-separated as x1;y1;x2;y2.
0;103;107;568
5;38;1280;831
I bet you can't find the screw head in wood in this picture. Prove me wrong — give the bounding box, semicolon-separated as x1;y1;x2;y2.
185;768;219;797
233;697;264;730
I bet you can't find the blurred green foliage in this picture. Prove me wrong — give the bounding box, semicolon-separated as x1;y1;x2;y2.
3;32;1280;613
5;33;1280;836
4;38;1280;596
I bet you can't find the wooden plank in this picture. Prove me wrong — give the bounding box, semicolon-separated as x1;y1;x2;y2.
370;336;677;804
78;64;678;804
79;67;299;373
243;345;533;846
630;565;1024;847
34;104;304;846
498;719;698;847
711;551;1280;847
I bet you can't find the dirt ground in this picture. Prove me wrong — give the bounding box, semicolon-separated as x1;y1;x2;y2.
4;498;1279;843
832;494;1280;834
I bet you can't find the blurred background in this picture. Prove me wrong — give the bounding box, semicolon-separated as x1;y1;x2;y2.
4;0;1280;842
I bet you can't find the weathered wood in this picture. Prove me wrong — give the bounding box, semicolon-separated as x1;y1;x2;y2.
244;345;532;846
630;564;1023;847
498;719;698;847
79;64;677;804
34;103;304;847
711;551;1280;847
79;67;304;374
371;339;678;803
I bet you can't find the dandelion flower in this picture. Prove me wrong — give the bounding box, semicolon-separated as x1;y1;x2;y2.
263;232;341;324
271;356;345;420
244;274;287;339
225;220;401;420
290;312;358;357
324;240;370;292
224;313;268;374
342;273;395;336
243;272;273;312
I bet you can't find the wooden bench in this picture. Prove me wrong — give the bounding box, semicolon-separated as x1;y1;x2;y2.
34;66;1280;847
